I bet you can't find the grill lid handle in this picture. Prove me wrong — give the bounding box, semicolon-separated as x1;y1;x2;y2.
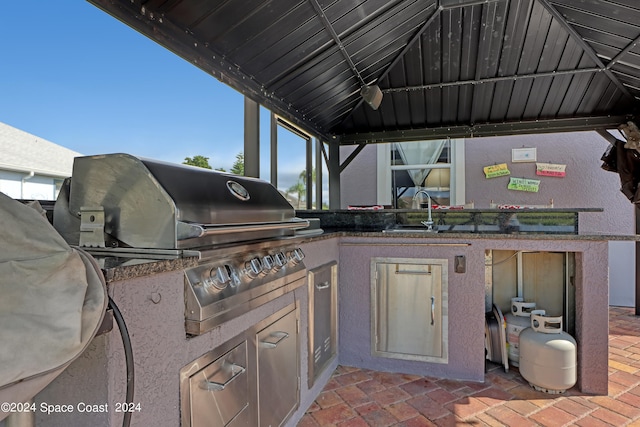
177;218;310;241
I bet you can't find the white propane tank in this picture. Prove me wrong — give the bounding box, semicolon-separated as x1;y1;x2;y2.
519;310;577;394
504;297;536;367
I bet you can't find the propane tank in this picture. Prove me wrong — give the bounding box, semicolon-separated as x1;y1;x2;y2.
519;310;577;394
504;297;536;367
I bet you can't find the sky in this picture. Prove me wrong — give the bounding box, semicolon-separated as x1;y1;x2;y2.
0;1;312;192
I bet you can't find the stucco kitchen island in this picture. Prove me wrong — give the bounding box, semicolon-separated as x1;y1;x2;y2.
298;207;627;392
333;231;616;395
14;226;632;427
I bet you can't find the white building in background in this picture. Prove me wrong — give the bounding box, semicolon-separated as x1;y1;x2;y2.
0;122;80;200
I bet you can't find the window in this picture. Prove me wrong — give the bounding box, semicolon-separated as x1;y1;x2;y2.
377;139;465;208
54;179;64;199
272;115;327;210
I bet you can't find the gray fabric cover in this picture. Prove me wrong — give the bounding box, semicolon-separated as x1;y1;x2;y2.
0;192;107;408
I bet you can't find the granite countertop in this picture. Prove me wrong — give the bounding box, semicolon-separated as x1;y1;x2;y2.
298;207;605;213
295;208;618;236
296;229;640;242
95;228;639;283
354;231;638;241
97;255;199;283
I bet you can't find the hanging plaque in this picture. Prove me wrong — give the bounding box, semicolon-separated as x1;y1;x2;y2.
508;177;540;192
483;163;510;178
536;162;566;177
512;147;537;163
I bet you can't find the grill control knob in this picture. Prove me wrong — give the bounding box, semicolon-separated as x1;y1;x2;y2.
262;255;274;271
291;248;305;264
229;268;241;288
216;265;231;284
275;252;287;268
249;258;263;276
206;267;228;291
202;277;215;291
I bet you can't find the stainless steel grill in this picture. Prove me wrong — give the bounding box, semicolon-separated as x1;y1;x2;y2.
51;153;313;427
53;153;314;335
53;153;309;252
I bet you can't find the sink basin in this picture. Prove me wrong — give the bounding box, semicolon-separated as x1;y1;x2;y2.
382;227;439;234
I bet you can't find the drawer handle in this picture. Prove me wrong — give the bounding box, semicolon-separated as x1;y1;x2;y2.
431;296;435;325
394;270;431;275
202;363;246;391
260;331;289;349
315;281;330;290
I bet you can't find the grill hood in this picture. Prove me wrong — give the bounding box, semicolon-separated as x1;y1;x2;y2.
54;153;308;250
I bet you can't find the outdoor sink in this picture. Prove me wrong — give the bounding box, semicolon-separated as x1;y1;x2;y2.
382;225;441;234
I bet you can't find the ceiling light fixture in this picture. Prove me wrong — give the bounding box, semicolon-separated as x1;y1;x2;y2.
360;85;383;110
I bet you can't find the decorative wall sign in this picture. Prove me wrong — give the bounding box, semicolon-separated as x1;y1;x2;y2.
483;163;510;178
536;162;566;177
512;147;537;163
508;177;540;192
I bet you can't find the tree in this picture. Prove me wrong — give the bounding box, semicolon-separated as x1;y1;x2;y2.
287;181;306;209
287;168;319;209
230;152;244;175
183;155;212;169
299;168;316;185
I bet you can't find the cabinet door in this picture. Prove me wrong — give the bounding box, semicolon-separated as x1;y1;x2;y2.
257;308;299;427
372;258;448;363
308;261;338;387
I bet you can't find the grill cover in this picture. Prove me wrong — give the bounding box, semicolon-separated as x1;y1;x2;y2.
54;153;304;249
0;193;107;419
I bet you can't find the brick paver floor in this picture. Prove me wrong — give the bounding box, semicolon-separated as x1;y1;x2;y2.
300;306;640;426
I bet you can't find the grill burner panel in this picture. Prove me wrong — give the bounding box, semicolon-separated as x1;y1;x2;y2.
185;242;306;335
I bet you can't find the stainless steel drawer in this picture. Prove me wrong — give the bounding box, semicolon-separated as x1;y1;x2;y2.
181;340;251;427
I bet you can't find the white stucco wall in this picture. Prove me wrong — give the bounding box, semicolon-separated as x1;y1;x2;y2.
339;144;378;208
0;170;60;200
609;240;636;306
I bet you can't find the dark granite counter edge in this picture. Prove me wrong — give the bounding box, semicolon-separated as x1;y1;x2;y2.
295;209;598;235
101;256;199;283
294;230;640;243
297;208;604;213
97;230;639;283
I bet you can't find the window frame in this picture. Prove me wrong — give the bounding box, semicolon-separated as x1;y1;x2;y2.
376;139;465;207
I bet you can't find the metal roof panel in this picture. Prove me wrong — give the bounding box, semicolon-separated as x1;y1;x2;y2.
88;0;640;143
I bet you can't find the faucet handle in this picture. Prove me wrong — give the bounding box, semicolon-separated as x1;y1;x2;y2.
420;220;434;230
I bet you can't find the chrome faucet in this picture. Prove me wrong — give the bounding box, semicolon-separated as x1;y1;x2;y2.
412;189;434;231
